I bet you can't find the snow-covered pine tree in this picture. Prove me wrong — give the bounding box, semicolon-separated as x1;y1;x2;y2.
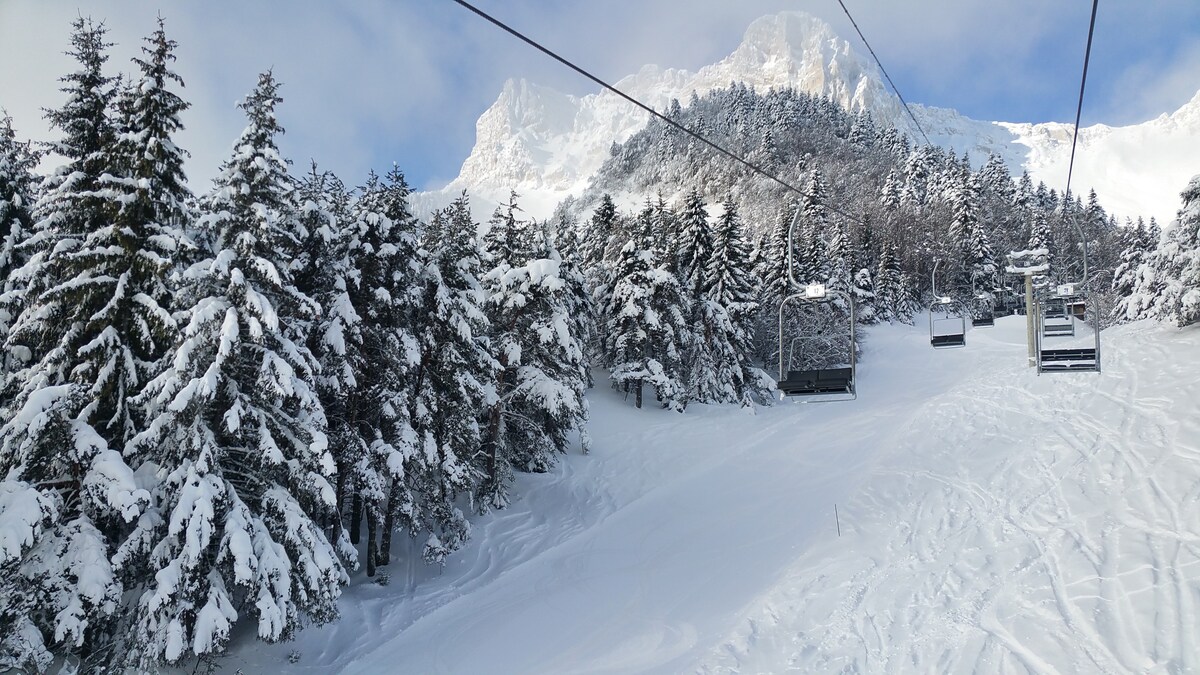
946;175;980;302
964;198;999;313
880;170;901;210
582;193;617;269
675;189;713;300
879;240;920;325
826;218;852;291
0;20;155;671
751;204;798;364
581;196;621;368
1028;208;1054;281
6;16;116;381
0;115;38;376
852;266;878;325
477;194;530;509
603;223;688;411
79;19;191;447
650;194;677;268
123;72;344;669
558;240;597;394
1140;175;1200;326
796;171;830;286
758;203;796;303
552;210;580;262
292;165;365;572
1111;218;1157;323
873;241;902;323
705;199;770;405
482;209;589;493
410;194;497;562
347;167;424;571
674;191;721;403
900;147;932;207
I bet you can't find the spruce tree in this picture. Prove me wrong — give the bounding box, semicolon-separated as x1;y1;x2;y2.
482;210;589;492
0;115;38;375
705;199;769;405
874;240;912;323
603;229;687;411
1111;219;1157;323
675;189;713;299
350;167;424;570
582;194;617;268
1142;175;1200;326
0;20;151;670
947;176;980;301
410;195;497;561
124;72;344;668
758;204;796;302
293;165;363;571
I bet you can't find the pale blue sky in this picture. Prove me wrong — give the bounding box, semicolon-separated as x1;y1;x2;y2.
1;1;1197;191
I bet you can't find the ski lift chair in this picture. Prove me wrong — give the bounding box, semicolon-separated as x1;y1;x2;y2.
1040;288;1075;337
970;277;996;327
775;205;857;401
971;293;996;327
929;260;966;348
971;311;995;328
1035;230;1101;374
777;283;856;400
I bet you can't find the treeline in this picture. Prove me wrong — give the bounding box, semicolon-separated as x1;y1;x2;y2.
1112;174;1200;327
557;83;1142;336
0;19;593;672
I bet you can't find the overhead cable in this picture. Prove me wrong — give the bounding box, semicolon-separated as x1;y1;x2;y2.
1064;0;1100;201
835;0;933;148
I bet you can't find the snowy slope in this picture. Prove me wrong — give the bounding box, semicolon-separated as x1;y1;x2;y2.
217;316;1200;674
418;10;1200;226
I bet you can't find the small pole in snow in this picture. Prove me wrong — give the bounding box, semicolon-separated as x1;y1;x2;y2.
834;504;841;537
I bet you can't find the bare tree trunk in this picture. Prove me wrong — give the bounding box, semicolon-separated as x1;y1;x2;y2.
350;494;363;545
635;380;643;408
330;461;349;547
379;485;396;566
485;366;508;494
365;509;378;578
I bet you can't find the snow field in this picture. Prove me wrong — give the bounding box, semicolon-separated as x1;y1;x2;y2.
699;317;1200;674
220;315;1199;674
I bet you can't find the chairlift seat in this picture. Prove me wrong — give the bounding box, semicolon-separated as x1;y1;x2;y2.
1039;347;1098;372
1039;348;1096;362
931;333;966;348
972;314;995;327
778;367;853;396
1042;320;1075;337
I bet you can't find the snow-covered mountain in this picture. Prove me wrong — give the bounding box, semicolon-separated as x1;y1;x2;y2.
419;11;1200;226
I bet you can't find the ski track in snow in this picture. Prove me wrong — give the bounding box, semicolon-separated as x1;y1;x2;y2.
217;317;1200;674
